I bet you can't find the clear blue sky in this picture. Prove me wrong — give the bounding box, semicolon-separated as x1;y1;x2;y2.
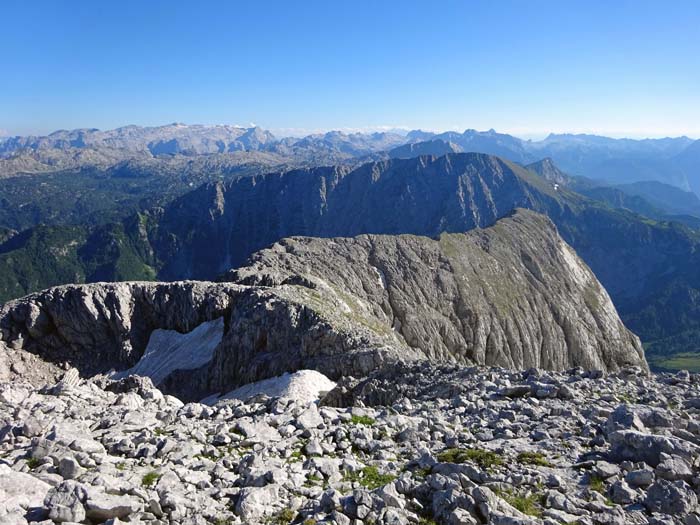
2;0;699;138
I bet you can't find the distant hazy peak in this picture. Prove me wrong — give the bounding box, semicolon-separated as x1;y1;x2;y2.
526;157;572;185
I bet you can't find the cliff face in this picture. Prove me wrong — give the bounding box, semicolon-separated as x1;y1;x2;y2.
0;210;646;400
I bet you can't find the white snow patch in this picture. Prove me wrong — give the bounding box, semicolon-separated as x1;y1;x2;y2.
202;370;336;406
371;265;387;289
113;318;224;385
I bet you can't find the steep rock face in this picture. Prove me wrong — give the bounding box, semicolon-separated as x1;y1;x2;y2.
1;152;697;359
228;209;645;372
0;281;412;401
0;211;646;399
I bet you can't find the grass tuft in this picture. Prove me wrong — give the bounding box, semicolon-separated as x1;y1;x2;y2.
437;447;503;470
588;474;606;494
343;465;395;489
142;471;160;487
269;508;296;524
498;488;544;517
350;415;376;426
26;457;41;470
516;451;552;467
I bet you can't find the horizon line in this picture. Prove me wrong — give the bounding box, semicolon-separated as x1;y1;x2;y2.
1;122;698;142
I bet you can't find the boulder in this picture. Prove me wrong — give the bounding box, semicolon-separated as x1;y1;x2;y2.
644;479;698;515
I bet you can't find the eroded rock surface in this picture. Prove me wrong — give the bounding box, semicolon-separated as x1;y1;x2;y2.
228;209;646;372
1;211;645;402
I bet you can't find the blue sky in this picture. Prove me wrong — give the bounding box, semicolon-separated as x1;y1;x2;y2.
2;0;699;138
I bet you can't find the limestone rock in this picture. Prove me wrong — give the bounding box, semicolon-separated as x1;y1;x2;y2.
228;209;645;372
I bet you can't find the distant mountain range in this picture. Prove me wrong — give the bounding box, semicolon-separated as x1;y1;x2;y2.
1;123;699;196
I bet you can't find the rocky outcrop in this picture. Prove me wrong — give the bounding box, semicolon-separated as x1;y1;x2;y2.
0;210;646;401
3;152;698;363
228;209;645;372
0;280;410;400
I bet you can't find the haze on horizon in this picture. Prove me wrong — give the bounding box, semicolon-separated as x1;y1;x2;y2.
2;0;699;139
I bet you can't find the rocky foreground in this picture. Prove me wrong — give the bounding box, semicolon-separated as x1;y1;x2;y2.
2;364;700;525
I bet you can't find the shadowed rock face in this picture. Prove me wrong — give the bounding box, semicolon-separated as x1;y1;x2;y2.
0;210;646;400
0;281;411;400
151;153;561;280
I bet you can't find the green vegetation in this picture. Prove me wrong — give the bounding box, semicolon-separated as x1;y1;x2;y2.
516;451;552;467
304;473;323;487
437;448;503;470
648;349;700;372
288;449;304;462
588;475;606;494
26;457;41;469
343;465;396;490
0;164;243;232
141;471;160;487
115;462;126;471
411;466;433;479
0;218;159;303
269;508;296;524
617;392;637;404
497;488;544;517
350;414;376;426
504;493;542;517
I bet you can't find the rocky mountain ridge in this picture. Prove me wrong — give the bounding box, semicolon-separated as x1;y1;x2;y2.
2;152;699;358
226;209;644;373
0;125;398;179
0;210;646;402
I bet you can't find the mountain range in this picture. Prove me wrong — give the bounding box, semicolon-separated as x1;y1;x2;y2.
2;123;699;197
1;150;699;366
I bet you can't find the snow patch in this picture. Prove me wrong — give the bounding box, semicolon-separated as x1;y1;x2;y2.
202;370;336;406
371;265;387;289
113;318;224;385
